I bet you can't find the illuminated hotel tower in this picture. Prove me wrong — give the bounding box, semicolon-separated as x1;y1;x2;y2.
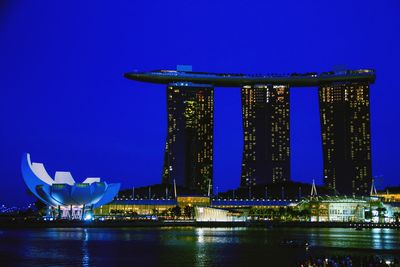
162;83;214;195
241;84;290;187
319;82;372;195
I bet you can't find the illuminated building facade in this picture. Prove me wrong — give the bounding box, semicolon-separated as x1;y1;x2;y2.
195;207;247;222
376;193;400;203
125;67;376;195
21;153;120;220
162;83;214;195
241;84;290;186
93;197;295;219
298;196;396;223
319;82;372;195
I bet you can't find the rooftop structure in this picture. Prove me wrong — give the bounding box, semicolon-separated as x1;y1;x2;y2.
124;68;375;87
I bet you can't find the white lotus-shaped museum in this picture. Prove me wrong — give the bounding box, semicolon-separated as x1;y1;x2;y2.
21;153;120;209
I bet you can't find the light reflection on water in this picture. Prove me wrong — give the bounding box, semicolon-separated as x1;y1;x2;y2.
0;227;398;266
82;228;89;267
196;227;242;244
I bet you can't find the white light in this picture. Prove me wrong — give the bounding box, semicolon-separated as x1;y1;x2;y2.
84;214;93;221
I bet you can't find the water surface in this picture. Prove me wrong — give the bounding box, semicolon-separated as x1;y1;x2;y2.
0;227;399;266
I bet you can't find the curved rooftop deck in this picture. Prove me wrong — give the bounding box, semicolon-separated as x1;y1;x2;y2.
124;69;376;87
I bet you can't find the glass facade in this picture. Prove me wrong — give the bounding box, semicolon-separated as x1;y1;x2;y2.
94;203;175;217
319;82;372;195
241;84;290;187
162;83;214;195
308;200;368;222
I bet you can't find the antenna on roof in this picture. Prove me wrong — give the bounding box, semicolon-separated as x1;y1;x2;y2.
311;179;318;199
207;180;211;197
370;179;377;196
173;179;177;199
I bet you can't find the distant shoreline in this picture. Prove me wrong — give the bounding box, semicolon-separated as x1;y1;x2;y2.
0;220;399;229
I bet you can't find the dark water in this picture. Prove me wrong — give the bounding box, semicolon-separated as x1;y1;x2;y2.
0;227;399;266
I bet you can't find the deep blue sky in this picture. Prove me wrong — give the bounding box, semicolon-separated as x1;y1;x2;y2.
1;1;399;206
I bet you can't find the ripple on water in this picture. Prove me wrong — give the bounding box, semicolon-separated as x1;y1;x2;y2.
0;227;398;266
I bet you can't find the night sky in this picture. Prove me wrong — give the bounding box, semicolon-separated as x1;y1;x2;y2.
1;1;399;206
